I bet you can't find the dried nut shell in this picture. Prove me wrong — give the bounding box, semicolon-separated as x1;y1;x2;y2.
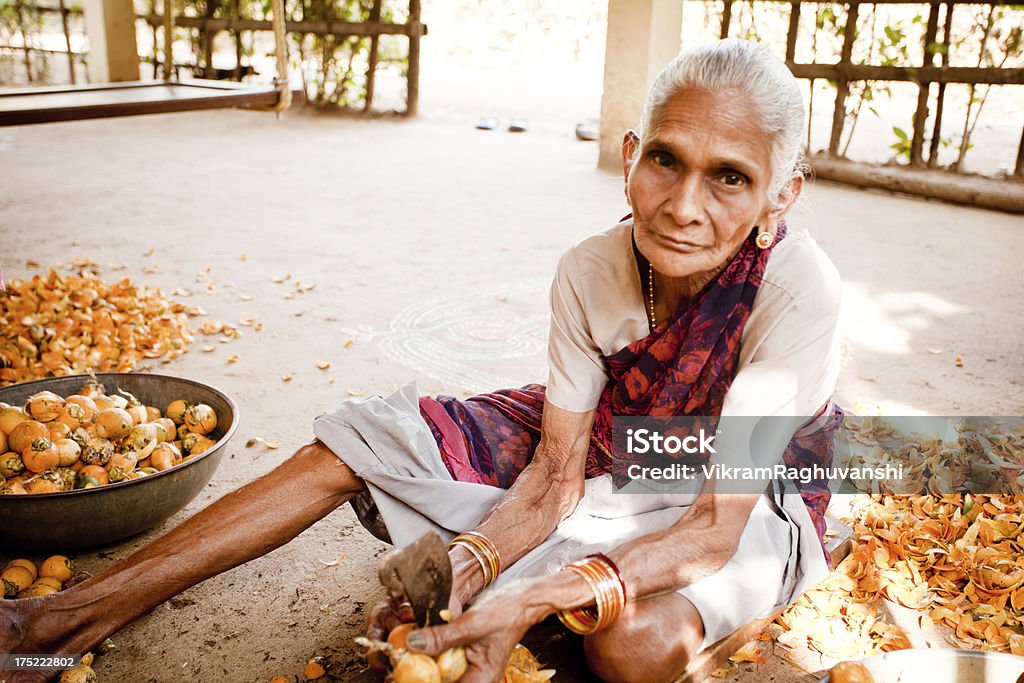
183;404;217;435
81;437;115;466
187;436;217;456
0;407;31;435
65;395;98;422
77;465;109;487
58;664;97;683
166;400;190;425
2;565;34;597
0;453;25;478
4;558;38;583
393;653;441;683
437;647;468;683
18;581;60;598
25;390;65;422
8;420;48;454
828;662;875;683
25;471;64;494
94;408;133;440
22;438;59;474
150;442;182;470
54;438;82;467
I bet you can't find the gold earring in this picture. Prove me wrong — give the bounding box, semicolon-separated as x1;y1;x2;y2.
755;227;773;250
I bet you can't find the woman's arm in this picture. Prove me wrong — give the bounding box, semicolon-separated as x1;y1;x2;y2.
448;401;594;606
364;403;594;670
599;487;760;597
517;486;762;616
405;487;761;683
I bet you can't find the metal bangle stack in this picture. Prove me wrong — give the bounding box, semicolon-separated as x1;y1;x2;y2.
448;531;502;589
557;553;627;635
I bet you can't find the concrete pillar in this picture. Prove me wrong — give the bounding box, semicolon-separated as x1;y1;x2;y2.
598;0;683;169
83;0;139;82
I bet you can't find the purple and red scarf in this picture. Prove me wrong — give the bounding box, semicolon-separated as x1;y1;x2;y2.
419;222;842;553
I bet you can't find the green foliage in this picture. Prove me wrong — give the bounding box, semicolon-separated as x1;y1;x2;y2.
246;0;410;109
816;6;837;30
287;0;376;108
889;126;910;160
0;0;52;82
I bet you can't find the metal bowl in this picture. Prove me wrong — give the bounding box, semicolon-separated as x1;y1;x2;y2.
818;648;1024;682
0;372;239;552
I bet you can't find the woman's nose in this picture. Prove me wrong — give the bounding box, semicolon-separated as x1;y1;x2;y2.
665;173;706;225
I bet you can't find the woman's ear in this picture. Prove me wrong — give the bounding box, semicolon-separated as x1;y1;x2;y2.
758;177;803;240
621;130;640;182
769;175;803;221
621;130;640;204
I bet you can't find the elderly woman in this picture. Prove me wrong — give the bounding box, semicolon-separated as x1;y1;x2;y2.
1;39;841;683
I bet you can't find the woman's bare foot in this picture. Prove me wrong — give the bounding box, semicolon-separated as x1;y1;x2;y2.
0;590;97;683
1;440;363;683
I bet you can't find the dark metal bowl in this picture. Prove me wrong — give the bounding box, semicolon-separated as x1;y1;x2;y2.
0;372;239;552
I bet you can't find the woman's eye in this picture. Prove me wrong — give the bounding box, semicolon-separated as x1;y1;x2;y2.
721;173;746;187
650;151;674;168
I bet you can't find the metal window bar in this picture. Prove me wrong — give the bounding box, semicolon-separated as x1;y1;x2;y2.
710;0;1024;178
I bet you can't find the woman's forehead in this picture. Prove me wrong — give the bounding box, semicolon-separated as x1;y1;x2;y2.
646;87;772;169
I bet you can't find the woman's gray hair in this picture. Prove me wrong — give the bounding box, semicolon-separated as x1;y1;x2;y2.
636;39;807;206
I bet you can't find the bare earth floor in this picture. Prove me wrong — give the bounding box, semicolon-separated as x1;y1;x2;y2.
1;107;1022;682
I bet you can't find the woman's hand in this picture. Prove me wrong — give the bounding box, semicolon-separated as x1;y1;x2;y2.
404;579;546;683
365;590;467;672
365;596;415;672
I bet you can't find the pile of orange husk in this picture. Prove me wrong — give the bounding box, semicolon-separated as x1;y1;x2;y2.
0;267;194;386
773;417;1024;663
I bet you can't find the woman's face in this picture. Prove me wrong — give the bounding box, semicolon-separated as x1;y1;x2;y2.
623;86;798;279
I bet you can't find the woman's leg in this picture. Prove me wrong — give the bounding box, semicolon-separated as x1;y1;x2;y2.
1;440;363;678
583;593;705;683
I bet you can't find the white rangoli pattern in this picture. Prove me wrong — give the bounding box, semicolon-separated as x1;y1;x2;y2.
378;279;551;393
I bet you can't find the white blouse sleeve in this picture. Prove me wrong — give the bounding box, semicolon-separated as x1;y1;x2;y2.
720;273;842;419
545;248;609;413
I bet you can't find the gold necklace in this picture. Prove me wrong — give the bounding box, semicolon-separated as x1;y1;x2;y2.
647;262;656;328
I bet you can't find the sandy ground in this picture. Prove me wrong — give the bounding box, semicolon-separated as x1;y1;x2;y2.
0;83;1022;683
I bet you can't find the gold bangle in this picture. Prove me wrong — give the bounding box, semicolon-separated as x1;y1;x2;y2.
578;561;622;629
450;536;497;587
558;564;605;634
556;555;627;635
589;553;627;601
448;531;502;589
581;555;626;625
459;531;502;577
449;538;492;588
